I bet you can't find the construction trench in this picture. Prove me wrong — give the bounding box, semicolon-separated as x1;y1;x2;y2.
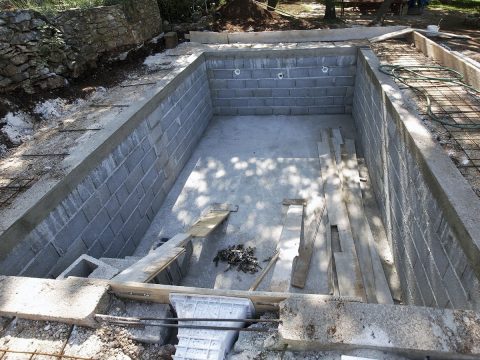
0;28;480;359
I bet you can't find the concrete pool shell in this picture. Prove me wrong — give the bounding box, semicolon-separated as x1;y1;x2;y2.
0;40;479;312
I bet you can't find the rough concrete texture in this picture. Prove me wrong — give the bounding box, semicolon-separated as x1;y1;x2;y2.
0;276;109;327
277;297;480;359
136;114;356;293
229;313;409;360
353;49;480;310
107;297;172;344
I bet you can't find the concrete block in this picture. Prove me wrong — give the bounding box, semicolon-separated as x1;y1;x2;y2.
87;240;105;259
81;194;102;222
0;239;37;276
97;226;116;251
0;276;110;327
57;254;119;280
106;165;128;194
227;80;246;89
125;165;144;194
443;266;469;309
49;237;89;278
125;145;145;172
278;297;480;359
81;209;110;248
54;211;89;253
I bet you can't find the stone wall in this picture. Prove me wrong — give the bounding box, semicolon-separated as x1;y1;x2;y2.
0;57;212;278
353;48;480;311
206;47;356;116
0;0;161;93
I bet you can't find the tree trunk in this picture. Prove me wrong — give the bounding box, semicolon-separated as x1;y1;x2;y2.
324;0;337;20
370;0;395;25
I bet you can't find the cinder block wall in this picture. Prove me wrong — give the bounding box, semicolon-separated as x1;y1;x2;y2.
353;49;480;310
0;58;212;278
206;47;357;116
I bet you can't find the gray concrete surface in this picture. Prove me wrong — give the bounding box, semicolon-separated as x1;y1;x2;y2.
0;276;109;327
277;297;480;359
353;49;480;310
136;114;356;292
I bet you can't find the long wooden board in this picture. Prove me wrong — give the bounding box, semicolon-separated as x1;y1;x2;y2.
291;199;326;289
112;247;186;283
334;252;365;299
269;205;303;292
102;278;363;312
340;141;377;303
188;210;230;237
344;139;394;304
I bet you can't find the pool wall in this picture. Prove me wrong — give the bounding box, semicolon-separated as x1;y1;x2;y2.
206;47;356;116
0;56;212;278
353;48;480;310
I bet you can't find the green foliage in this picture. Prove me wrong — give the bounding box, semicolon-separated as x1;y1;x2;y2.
157;0;211;22
429;0;480;11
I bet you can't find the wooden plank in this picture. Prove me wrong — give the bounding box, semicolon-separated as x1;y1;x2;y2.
369;27;413;43
340;141;377;303
334;252;364;299
344;139;393;304
113;247;186;283
317;134;355;254
318;131;366;301
188;210;230;237
249;250;280;291
269;205;303;292
102;278;363;312
291;199;326;288
0;276;109;327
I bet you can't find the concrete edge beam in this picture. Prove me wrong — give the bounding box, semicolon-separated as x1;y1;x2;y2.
190;26;408;44
277;297;480;359
358;48;480;280
0;276;110;327
410;31;480;89
0;53;207;260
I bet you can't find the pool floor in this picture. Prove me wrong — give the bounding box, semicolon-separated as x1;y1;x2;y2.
136;114;365;293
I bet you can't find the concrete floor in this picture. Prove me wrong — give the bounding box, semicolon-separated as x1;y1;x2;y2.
136;114;358;292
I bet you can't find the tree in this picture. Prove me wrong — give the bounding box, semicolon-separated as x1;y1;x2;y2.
267;0;279;11
370;0;395;25
324;0;336;20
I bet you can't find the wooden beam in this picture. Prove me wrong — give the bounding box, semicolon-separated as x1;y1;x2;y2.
249;250;280;291
343;140;393;304
340;141;377;303
269;205;303;292
291;199;326;289
188;210;230;237
334;252;364;298
112;247;186;283
102;279;362;312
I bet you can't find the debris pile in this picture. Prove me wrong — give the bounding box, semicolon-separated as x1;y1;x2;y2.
213;244;261;273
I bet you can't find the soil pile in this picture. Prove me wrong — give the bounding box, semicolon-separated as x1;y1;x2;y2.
218;0;274;22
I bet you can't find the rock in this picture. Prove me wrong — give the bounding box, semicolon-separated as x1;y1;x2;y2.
11;72;29;82
10;53;28;65
31;18;46;28
13;12;32;24
46;74;67;89
0;77;12;87
2;64;20;77
0;27;14;42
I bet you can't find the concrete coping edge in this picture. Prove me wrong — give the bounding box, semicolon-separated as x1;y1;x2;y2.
358;47;480;279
